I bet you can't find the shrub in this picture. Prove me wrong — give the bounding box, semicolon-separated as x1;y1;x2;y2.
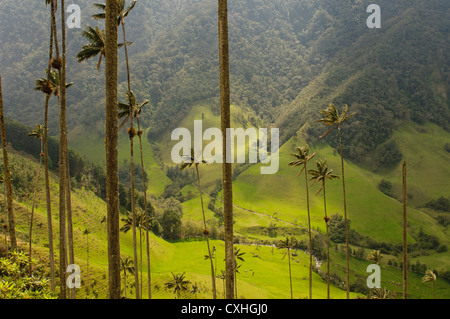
378;179;393;196
0;251;56;299
425;196;450;212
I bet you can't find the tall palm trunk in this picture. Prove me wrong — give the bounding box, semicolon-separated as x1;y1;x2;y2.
338;125;350;299
123;268;127;298
0;74;17;252
195;164;217;299
323;180;331;299
218;0;234;299
65;145;75;299
119;7;140;300
402;161;407;299
304;162;312;299
129;123;140;299
136;117;152;299
46;0;56;291
3;183;7;255
86;232;90;297
58;0;68;299
145;218;151;298
139;225;143;297
105;0;121;299
288;247;293;299
29;137;44;276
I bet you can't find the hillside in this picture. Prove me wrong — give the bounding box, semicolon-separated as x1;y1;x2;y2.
0;0;449;299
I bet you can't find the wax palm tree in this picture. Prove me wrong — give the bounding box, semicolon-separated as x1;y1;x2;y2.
27;124;45;276
217;270;226;298
105;0;121;299
402;161;408;299
77;26;128;71
34;67;72;291
277;237;296;299
190;283;200;299
82;228;91;297
92;0;135;88
218;0;234;299
165;272;191;299
204;245;217;280
34;69;73;99
92;1;137;25
233;247;245;298
317;103;356;298
121;256;135;298
422;269;437;299
368;250;383;265
119;89;152;299
180;149;216;298
0;74;17;252
38;0;56;290
289;144;315;299
308;159;338;299
58;0;71;299
118;91;141;299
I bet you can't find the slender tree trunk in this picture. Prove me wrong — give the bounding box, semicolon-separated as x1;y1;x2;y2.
196;165;217;299
288;248;293;299
323;180;330;299
145;225;151;299
0;74;17;252
45;1;56;292
402;161;407;299
58;0;68;299
140;226;143;298
218;0;234;299
338;125;350;299
123;270;127;298
136;118;152;299
119;8;140;300
66;142;75;299
2;182;7;256
29;139;43;276
86;233;89;297
304;162;312;299
105;0;121;299
129;128;140;298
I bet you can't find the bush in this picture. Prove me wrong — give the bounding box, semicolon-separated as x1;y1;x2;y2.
378;179;393;196
0;251;56;299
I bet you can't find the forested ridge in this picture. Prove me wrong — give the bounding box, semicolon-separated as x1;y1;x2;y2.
0;0;448;163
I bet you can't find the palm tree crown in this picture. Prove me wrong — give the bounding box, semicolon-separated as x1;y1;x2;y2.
317;103;357;138
27;124;45;140
165;272;191;299
308;159;339;195
118;90;149;129
77;26;128;71
92;0;137;25
34;69;73;97
288;144;316;175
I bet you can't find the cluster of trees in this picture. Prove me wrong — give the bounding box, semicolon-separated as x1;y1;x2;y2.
425;196;450;213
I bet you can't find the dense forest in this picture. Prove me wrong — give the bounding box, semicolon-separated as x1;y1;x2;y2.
1;0;448;164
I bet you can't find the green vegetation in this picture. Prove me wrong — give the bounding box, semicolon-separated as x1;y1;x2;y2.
0;0;449;301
